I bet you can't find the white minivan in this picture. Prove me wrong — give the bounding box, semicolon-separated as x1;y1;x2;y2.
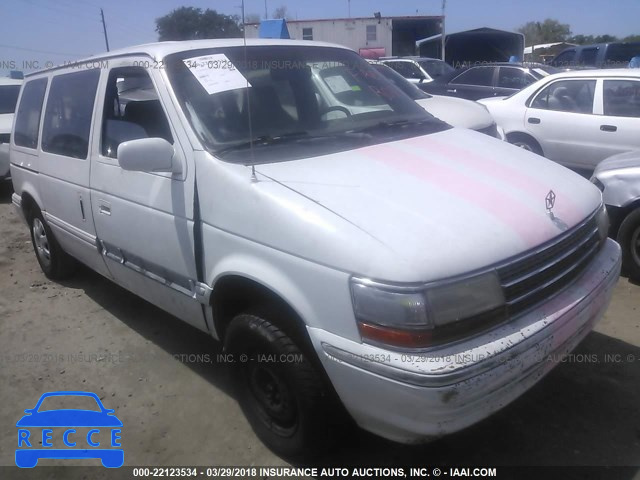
10;39;621;456
0;77;23;179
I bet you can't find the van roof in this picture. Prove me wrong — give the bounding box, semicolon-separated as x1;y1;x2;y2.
25;38;351;77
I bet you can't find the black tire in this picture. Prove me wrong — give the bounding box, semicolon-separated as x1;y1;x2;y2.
28;207;76;280
507;133;544;156
225;311;331;458
617;208;640;281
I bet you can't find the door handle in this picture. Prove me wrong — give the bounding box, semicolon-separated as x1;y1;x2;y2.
528;117;541;124
98;201;111;216
446;89;457;93
600;124;617;132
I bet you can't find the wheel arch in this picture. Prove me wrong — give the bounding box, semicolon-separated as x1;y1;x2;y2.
505;131;544;156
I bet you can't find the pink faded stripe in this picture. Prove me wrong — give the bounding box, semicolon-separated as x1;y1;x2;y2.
360;143;558;248
402;135;584;226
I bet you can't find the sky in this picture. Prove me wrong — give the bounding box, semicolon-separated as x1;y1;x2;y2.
1;0;639;75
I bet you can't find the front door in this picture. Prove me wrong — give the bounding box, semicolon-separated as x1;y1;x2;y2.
525;77;599;168
89;60;207;331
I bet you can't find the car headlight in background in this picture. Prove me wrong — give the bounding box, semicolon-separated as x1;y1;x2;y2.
590;176;605;192
350;273;506;349
476;122;500;139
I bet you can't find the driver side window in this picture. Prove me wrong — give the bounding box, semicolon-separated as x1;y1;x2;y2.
101;66;173;159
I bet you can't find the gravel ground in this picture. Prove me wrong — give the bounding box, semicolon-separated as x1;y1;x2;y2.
1;180;639;478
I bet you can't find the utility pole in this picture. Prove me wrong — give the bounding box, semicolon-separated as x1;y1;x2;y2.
100;8;110;52
264;0;268;19
441;0;446;61
348;0;351;18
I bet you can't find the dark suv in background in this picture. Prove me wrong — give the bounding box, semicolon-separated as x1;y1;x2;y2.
550;42;640;69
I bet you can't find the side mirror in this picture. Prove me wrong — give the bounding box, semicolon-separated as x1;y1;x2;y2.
117;137;179;174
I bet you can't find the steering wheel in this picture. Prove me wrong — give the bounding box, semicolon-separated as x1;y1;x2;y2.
320;106;352;118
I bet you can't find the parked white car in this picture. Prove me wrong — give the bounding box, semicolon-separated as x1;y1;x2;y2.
369;60;504;138
0;77;22;179
479;69;640;169
591;150;640;278
11;39;620;455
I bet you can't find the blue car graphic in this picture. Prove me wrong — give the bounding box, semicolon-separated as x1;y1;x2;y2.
16;391;123;468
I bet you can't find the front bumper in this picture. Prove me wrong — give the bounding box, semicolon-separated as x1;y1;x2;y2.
309;239;621;443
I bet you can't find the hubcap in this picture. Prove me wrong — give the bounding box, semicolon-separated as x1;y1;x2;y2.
248;363;297;435
32;218;51;267
514;141;533;152
632;226;640;267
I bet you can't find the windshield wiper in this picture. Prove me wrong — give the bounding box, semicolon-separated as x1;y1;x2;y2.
216;131;310;156
347;118;439;135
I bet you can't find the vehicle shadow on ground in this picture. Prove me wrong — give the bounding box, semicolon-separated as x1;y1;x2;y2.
318;331;640;475
0;180;13;204
60;267;639;475
58;265;234;397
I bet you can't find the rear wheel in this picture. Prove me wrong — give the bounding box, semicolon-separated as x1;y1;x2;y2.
617;208;640;280
225;311;332;458
28;208;76;280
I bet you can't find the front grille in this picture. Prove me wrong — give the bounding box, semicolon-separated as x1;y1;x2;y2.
497;212;601;318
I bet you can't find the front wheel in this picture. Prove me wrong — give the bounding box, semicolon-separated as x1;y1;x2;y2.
617;208;640;280
225;312;332;458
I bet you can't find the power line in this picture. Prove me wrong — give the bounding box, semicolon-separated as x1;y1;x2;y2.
0;43;88;57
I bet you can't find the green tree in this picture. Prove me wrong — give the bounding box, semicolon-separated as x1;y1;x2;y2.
623;34;640;43
155;7;242;41
245;13;261;24
273;5;292;20
517;19;572;46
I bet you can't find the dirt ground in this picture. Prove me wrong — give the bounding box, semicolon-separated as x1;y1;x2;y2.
1;179;639;478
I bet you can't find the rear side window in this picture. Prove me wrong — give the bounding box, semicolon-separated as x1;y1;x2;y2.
531;79;596;114
578;48;599;67
42;69;100;159
605;43;640;67
14;78;48;149
451;67;494;87
497;67;535;89
551;50;576;68
0;85;21;114
603;80;640;117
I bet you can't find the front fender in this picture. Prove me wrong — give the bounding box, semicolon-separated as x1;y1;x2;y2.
203;223;359;343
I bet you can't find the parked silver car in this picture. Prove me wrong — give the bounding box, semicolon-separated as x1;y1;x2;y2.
592;150;640;278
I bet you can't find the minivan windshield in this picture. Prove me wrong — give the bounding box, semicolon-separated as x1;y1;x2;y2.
165;45;448;164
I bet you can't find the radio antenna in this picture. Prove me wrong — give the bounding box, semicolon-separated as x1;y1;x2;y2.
241;0;257;181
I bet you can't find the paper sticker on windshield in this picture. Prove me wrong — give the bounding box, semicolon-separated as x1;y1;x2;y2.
324;75;352;94
183;54;251;95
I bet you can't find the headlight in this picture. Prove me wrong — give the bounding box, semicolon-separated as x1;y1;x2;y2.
596;203;610;244
350;273;506;349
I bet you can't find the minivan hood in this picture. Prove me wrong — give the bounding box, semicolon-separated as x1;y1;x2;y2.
416;95;493;130
255;128;601;281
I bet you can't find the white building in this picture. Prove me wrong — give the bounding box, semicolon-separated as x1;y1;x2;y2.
244;16;443;58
